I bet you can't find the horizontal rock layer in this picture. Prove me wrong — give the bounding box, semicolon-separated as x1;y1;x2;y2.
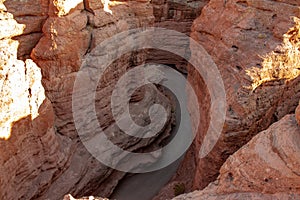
183;0;300;191
174;113;300;199
0;0;175;199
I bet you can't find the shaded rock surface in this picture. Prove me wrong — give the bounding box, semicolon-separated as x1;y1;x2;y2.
0;0;175;199
152;0;208;34
0;2;68;199
1;0;300;199
3;0;48;59
177;0;300;192
174;114;300;199
32;1;173;198
295;101;300;125
147;0;209;74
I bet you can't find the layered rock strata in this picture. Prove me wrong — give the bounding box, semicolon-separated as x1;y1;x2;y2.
0;0;175;199
141;1;300;199
185;0;300;191
174;113;300;199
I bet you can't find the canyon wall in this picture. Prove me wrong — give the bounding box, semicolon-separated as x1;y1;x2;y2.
0;1;69;199
185;0;300;193
1;0;300;199
152;0;208;34
154;1;300;198
174;111;300;199
0;0;175;199
147;0;209;73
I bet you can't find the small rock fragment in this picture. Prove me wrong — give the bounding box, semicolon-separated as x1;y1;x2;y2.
295;101;300;126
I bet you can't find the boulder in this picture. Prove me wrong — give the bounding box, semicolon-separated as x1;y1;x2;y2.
174;114;300;199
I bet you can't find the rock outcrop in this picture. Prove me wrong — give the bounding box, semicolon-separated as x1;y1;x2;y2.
174;191;300;200
1;0;300;199
147;0;209;74
177;0;300;191
33;0;173;198
152;0;208;34
3;0;48;59
174;113;300;199
0;0;175;199
0;2;69;199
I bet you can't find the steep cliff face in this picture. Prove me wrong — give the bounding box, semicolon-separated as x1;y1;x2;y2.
174;113;300;199
152;0;208;34
0;0;175;199
1;0;300;199
3;0;48;59
0;1;69;199
32;5;166;197
147;0;209;73
183;0;300;191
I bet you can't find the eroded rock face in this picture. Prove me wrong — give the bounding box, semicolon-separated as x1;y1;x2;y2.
0;2;69;200
147;0;209;74
174;191;300;200
173;114;300;199
152;0;208;34
31;0;174;199
0;0;174;199
3;0;48;59
2;0;300;199
179;0;300;191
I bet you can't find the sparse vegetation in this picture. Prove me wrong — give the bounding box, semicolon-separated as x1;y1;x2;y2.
246;17;300;90
173;182;186;196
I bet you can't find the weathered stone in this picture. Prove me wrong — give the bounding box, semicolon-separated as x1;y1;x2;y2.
0;12;25;39
296;101;300;125
148;0;209;74
0;0;174;199
1;0;300;199
30;0;173;199
178;0;300;191
174;114;300;199
2;0;48;59
0;4;69;199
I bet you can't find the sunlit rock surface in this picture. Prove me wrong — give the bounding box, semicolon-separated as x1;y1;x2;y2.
178;0;300;192
0;1;68;200
174;113;300;199
0;0;300;199
0;0;173;199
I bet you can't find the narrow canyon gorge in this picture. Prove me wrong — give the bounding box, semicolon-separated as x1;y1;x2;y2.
0;0;299;200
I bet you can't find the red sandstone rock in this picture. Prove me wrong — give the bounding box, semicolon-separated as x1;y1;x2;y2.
29;0;173;199
0;2;69;199
2;0;48;59
1;0;300;199
1;0;174;199
148;0;209;73
176;0;300;191
296;101;300;125
174;192;300;200
174;114;300;199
